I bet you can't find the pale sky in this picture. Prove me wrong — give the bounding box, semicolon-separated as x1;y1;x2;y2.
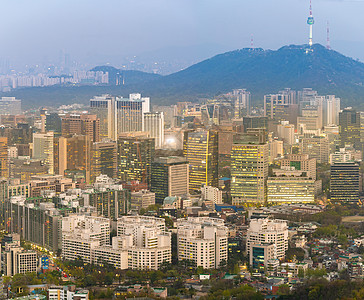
1;0;364;69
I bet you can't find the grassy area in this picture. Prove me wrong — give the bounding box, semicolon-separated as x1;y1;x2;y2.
342;215;364;223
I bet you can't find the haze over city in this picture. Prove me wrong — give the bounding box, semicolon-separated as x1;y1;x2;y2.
1;0;364;73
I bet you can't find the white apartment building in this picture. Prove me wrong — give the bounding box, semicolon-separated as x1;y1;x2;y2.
117;216;171;270
62;215;110;263
177;217;228;269
201;185;223;204
247;219;288;260
61;215;170;270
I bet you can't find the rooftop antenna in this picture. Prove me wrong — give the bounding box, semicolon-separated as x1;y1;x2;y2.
307;0;314;47
326;21;331;50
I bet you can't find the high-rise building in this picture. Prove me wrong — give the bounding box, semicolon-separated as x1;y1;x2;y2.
116;93;150;134
247;219;288;260
339;108;361;150
232;89;251;117
90;94;117;140
90;93;150;140
277;121;295;145
57;135;92;183
61;114;100;142
183;129;218;193
264;90;298;125
151;156;189;205
33;132;54;174
117;133;155;186
143;112;164;149
3;198;62;252
0;137;8;178
177;217;228;269
91;140;117;181
201;185;223;205
0;97;21;115
330;162;359;204
231;133;268;206
301;135;330;164
45;113;62;136
242;116;268;133
3;244;37;276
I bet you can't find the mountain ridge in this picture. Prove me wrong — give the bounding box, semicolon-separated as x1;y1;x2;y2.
3;44;364;109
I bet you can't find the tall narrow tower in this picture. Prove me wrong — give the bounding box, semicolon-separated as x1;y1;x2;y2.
307;0;314;47
326;21;331;50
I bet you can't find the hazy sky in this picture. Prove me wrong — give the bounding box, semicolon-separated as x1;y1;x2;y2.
1;0;364;69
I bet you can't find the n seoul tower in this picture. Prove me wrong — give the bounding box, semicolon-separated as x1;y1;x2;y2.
307;0;314;47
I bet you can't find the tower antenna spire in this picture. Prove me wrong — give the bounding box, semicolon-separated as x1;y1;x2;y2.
307;0;314;47
326;21;331;50
250;34;254;48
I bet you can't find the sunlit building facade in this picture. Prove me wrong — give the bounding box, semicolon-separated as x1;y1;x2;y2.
183;129;218;193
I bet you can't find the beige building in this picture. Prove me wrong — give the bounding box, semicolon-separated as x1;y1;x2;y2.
280;154;316;180
300;135;330;164
131;190;156;211
177;217;228;269
247;219;288;260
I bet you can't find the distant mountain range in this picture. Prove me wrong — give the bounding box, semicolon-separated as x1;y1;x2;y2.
4;44;364;109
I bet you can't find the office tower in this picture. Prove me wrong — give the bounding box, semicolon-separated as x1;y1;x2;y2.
267;177;315;204
280;154;316;180
61;114;100;142
33;132;54;174
91;140;117;181
297;106;321;133
0;97;21;115
323;95;340;126
201;185;223;204
301;135;330;163
116;93;150;134
339;108;361;150
177;217;228;269
242;116;268;133
250;243;277;271
130;190;156;211
151;156;189;205
247;219;288;260
277;121;295;145
57;135;92;183
143;112;164;149
117;133;155;186
264;90;298;125
90;94;117;140
232;89;251;117
231;133;268;206
330;162;359;204
45;113;62;136
117;216;171;270
0;137;8;178
183;129;218;193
